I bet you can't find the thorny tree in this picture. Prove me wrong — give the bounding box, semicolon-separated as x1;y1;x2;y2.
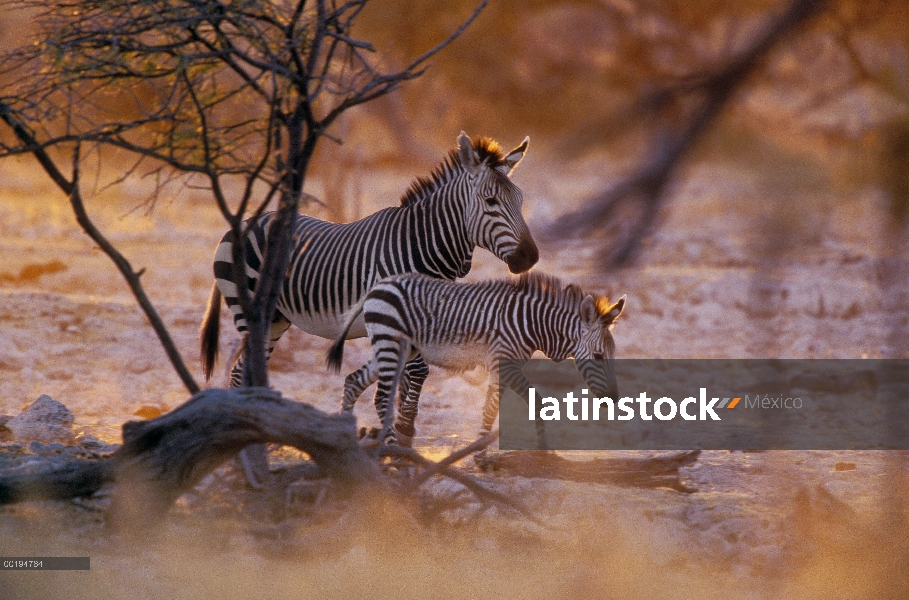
0;0;487;393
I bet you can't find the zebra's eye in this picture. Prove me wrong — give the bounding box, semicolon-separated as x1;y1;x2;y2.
593;353;604;360
484;196;498;206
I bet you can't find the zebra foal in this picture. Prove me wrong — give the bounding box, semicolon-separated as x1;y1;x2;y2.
326;272;626;448
200;133;538;398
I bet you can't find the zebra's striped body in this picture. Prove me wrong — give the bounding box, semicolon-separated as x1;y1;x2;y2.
200;133;538;389
326;272;626;448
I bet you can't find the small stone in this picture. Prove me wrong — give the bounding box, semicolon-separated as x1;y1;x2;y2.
77;434;104;449
7;394;75;444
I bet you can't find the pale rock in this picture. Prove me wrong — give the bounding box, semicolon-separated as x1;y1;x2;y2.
7;394;75;444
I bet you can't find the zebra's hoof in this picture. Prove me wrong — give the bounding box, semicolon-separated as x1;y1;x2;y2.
358;426;381;441
394;431;413;448
473;448;496;472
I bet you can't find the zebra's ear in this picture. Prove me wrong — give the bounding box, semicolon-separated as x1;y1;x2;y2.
580;295;598;325
458;131;480;171
601;295;626;325
503;136;529;177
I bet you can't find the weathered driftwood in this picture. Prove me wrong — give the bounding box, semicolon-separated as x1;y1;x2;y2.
108;387;379;525
479;450;700;493
0;458;109;504
0;388;378;527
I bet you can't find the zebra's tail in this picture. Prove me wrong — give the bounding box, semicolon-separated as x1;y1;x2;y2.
326;305;362;373
200;282;222;381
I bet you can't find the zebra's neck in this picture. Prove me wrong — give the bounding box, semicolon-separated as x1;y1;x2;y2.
395;176;474;280
527;298;578;360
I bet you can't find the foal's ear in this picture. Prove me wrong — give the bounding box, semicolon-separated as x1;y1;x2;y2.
601;295;626;325
580;295;598;325
501;136;529;177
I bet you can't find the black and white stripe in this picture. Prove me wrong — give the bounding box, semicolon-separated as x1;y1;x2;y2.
200;133;538;390
326;272;626;448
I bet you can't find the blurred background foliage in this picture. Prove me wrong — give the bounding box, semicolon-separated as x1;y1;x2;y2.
350;0;909;205
1;0;908;227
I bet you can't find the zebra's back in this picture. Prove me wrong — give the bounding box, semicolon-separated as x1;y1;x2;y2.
363;274;531;368
215;209;406;340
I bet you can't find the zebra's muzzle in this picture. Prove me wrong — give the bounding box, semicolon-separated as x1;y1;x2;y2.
590;383;620;402
579;360;619;401
506;233;539;274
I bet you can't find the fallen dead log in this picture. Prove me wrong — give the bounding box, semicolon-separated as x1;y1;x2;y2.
0;458;109;504
480;450;700;493
0;387;378;528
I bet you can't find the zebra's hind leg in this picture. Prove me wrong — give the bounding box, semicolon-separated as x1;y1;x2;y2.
228;312;292;388
372;339;412;445
341;359;379;413
233;311;292;489
393;355;430;448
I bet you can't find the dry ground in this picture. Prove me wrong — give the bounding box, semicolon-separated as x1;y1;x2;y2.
1;150;908;599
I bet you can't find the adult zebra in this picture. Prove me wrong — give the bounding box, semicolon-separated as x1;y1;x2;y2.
326;272;626;449
200;132;538;397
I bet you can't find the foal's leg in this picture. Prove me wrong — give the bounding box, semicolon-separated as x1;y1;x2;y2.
372;338;412;444
487;358;548;450
341;359;379;413
393;355;430;447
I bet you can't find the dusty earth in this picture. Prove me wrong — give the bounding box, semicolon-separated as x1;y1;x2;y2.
1;148;908;599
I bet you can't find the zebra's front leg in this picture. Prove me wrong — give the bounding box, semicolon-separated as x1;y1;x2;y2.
393;355;430;448
472;383;501;467
493;359;548;450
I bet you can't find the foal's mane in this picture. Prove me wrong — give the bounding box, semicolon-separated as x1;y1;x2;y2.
513;272;613;315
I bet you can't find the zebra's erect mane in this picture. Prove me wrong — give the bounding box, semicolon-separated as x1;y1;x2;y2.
513;272;612;316
399;137;508;208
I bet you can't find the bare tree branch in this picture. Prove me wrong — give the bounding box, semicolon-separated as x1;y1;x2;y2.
0;99;200;395
377;444;543;524
408;430;500;490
